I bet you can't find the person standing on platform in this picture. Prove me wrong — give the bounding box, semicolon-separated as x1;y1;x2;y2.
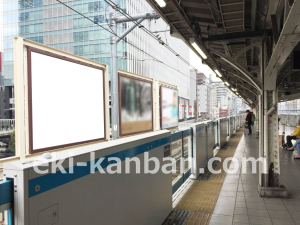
245;110;252;135
251;112;255;126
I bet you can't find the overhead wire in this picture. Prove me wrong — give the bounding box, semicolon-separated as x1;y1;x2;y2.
55;0;195;81
104;0;198;71
56;0;245;101
103;0;245;103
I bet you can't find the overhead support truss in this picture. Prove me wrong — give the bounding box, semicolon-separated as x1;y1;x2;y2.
223;69;259;91
233;40;261;61
202;30;272;42
146;0;300;104
210;49;262;93
264;0;300;90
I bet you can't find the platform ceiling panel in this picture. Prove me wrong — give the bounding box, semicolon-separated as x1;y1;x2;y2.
147;0;297;105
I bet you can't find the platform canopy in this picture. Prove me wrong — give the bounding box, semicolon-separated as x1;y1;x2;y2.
146;0;300;105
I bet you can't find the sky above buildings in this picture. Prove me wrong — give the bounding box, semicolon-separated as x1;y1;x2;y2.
189;49;221;82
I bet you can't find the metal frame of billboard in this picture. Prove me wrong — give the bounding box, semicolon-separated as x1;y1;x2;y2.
118;70;154;137
14;37;110;157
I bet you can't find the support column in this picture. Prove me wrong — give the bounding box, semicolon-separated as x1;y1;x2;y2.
258;40;288;198
258;95;263;186
265;91;280;187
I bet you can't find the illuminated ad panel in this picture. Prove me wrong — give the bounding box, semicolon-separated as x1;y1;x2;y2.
27;47;106;153
119;74;153;136
161;86;178;129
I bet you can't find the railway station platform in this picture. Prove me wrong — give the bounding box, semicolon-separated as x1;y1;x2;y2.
2;0;300;223
1;113;300;225
164;125;300;225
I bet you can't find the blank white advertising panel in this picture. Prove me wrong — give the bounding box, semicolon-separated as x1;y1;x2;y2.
28;48;106;152
161;87;178;129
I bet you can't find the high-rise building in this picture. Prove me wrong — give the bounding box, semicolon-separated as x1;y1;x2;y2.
211;84;217;108
1;0;191;118
236;97;243;114
194;72;210;119
212;103;219;120
211;82;225;106
0;52;3;85
278;99;300;114
189;70;196;107
297;99;300;110
210;81;243;118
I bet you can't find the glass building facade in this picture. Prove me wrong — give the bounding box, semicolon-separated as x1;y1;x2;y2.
2;0;127;85
1;0;192;121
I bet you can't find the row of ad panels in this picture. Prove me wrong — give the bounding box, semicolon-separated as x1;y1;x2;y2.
13;37;180;155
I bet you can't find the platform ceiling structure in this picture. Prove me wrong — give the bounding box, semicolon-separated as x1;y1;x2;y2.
146;0;300;106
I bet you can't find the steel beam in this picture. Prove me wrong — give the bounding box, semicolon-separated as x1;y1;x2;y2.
114;12;159;23
222;69;259;90
211;49;262;92
264;0;300;90
233;40;261;61
116;18;145;43
265;0;279;29
202;30;272;42
227;42;247;46
271;14;280;44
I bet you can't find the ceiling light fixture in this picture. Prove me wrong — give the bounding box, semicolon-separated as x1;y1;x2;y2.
190;38;207;59
155;0;166;7
214;69;222;77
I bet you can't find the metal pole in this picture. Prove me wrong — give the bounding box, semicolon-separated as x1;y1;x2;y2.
195;72;198;121
110;1;119;140
209;75;212;120
116;18;145;43
114;12;159;23
263;91;269;187
259;39;264;187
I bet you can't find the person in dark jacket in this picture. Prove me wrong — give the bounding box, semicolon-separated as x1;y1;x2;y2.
245;110;252;134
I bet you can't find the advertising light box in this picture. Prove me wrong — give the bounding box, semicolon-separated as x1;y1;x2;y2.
161;86;178;129
27;47;106;152
119;74;153;136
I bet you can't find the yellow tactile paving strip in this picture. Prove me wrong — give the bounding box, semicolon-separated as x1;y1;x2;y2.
174;129;244;225
185;212;211;225
175;182;223;212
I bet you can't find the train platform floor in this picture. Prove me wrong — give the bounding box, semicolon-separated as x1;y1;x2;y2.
164;125;300;225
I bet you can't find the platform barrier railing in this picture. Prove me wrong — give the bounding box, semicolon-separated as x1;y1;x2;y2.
172;114;244;194
213;120;219;149
171;128;193;194
0;179;13;225
0;114;245;224
279;114;300;127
